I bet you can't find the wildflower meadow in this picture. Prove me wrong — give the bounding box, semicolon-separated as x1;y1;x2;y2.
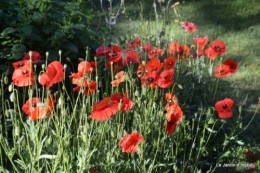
0;0;259;173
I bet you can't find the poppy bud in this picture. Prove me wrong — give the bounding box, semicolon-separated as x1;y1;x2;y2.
41;64;45;70
4;76;8;84
14;126;20;136
58;50;62;56
8;84;13;92
64;64;67;70
10;92;16;102
29;51;33;58
46;51;49;57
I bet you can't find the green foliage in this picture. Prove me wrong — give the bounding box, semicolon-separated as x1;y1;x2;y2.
0;0;97;61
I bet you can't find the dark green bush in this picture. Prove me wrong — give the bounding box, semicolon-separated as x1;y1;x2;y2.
0;0;99;61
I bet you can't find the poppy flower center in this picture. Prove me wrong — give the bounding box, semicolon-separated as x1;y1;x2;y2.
19;63;24;67
147;77;154;83
164;75;168;79
222;104;228;109
214;45;220;51
22;70;29;75
152;67;157;71
168;121;174;125
220;69;225;73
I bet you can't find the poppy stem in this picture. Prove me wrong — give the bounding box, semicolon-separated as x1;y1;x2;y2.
212;78;220;103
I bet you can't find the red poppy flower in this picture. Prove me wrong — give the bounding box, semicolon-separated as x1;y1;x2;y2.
136;62;145;78
105;45;122;62
165;103;183;122
215;59;238;78
148;47;164;59
205;40;226;60
40;61;64;89
89;61;98;72
164;56;176;70
122;51;140;65
73;80;97;96
120;92;134;112
90;97;118;121
141;71;159;88
105;59;123;70
127;37;141;50
119;132;144;153
141;43;152;52
181;21;197;33
77;61;92;75
163;119;178;135
24;51;41;64
192;49;204;58
22;95;56;120
164;92;179;109
167;43;190;60
96;46;112;57
157;69;174;88
245;149;260;159
214;98;234;119
193;35;208;49
146;58;163;73
90;167;100;173
12;60;30;69
111;71;128;87
12;61;35;87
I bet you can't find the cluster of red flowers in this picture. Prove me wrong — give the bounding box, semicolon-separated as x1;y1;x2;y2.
8;20;243;155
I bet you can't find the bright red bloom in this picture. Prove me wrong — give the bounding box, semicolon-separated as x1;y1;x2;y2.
24;51;41;64
148;47;164;59
77;61;92;75
122;51;140;65
105;59;123;70
205;40;226;60
141;71;159;88
164;56;176;70
215;59;238;78
165;103;183;122
146;58;163;73
163;103;183;135
157;69;174;88
193;35;208;49
127;37;141;50
164;93;179;109
120;92;134;112
167;43;190;60
39;61;64;89
141;43;152;52
96;46;112;57
12;60;30;69
105;45;122;62
73;80;97;96
181;21;197;33
214;98;234;119
70;61;93;86
111;71;128;87
119;132;144;153
90;97;118;121
12;61;35;87
136;62;145;78
22;95;56;120
192;49;204;58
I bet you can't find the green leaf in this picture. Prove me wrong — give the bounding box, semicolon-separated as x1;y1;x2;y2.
30;33;42;41
22;25;33;36
236;140;244;145
12;44;26;59
62;42;78;52
72;24;85;31
2;27;17;35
